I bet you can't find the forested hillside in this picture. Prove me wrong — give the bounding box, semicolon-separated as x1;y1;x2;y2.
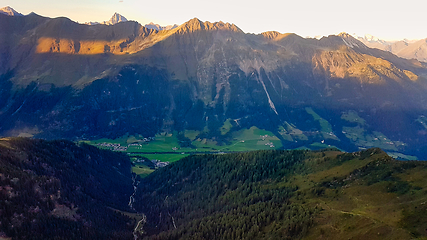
1;138;426;239
134;148;427;239
0;138;135;239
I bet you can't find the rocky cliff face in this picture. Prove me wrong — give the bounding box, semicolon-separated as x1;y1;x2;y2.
1;14;427;158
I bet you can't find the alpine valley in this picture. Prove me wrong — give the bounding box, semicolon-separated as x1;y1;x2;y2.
2;6;427;240
2;138;427;239
1;10;427;159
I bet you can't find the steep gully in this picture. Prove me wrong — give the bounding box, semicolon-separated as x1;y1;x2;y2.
129;174;146;239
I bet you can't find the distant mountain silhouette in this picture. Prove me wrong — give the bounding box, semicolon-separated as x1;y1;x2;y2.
355;34;427;62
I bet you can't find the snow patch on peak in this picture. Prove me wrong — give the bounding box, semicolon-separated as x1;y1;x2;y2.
364;34;380;42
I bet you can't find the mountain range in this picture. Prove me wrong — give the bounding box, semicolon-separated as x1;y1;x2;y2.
3;6;426;62
355;34;427;62
1;8;427;158
84;13;178;31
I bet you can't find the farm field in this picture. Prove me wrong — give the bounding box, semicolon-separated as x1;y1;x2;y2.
83;115;418;179
83;126;287;176
131;164;154;178
84;126;284;155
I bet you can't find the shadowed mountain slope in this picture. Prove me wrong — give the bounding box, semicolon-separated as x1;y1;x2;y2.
0;137;135;239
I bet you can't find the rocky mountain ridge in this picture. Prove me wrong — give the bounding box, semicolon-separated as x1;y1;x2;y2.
144;22;178;31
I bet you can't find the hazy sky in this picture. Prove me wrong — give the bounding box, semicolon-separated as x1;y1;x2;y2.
1;0;426;40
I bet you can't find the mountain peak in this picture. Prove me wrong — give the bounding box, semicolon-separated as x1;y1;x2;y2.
0;6;23;16
84;12;128;25
108;12;127;25
261;31;282;40
338;32;366;49
185;17;203;28
176;18;242;34
337;32;353;38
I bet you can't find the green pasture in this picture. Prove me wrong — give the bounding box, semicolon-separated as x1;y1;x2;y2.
131;164;154;178
341;110;366;125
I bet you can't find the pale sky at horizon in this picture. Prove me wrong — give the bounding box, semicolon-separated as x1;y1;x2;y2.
1;0;426;41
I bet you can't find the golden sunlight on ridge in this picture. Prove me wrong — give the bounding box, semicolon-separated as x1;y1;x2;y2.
313;49;419;84
36;37;135;55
